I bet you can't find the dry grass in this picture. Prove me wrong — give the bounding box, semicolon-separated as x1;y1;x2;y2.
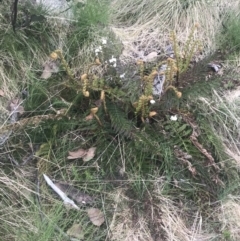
108;188;154;241
218;196;240;241
1;166;237;241
0;167;38;239
198;89;240;167
110;0;240;63
108;179;218;241
224;55;240;75
2;1;240;240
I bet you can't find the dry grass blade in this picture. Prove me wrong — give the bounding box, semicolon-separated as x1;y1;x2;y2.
110;0;240;62
218;196;240;241
107;183;217;241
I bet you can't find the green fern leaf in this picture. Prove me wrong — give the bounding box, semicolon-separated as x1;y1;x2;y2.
106;101;134;137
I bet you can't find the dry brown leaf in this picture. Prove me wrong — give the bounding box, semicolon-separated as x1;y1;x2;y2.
149;111;157;117
67;223;84;239
40;61;59;79
67;148;87;160
0;89;4;97
67;147;96;161
83;147;96;162
90;107;98;115
85;113;94;121
8;99;24;114
144;51;158;62
40;64;53;79
87;208;104;226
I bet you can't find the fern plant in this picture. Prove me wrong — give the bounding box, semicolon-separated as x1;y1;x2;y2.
106;101;134;137
171;24;201;86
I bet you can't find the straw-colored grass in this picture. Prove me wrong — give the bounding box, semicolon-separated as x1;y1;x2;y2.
110;0;240;62
1;0;240;240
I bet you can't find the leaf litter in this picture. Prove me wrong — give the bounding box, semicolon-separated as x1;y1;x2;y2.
43;175;103;227
8;98;24;115
67;147;97;162
40;60;60;79
67;223;84;240
87;208;105;226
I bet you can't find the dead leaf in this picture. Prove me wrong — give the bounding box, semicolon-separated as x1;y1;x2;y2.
40;60;59;79
90;107;98;115
67;149;87;159
67;223;84;239
85;113;94;121
40;65;52;79
0;89;4;97
87;208;104;226
144;51;158;62
8;99;24;115
67;147;96;162
83;147;96;162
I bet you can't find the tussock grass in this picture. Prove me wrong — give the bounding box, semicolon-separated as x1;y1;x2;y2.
108;179;218;241
110;0;240;62
216;8;240;75
218;196;240;241
198;89;240;165
1;0;240;241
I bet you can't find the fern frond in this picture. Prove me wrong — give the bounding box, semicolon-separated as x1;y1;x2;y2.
106;101;134;137
133;128;161;155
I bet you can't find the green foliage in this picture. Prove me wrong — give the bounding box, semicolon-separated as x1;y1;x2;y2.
220;13;240;53
197;115;227;161
222;229;232;240
1;3;54;55
111;0;145;26
2;1;240;239
106;101;134;136
14;43;230;212
67;0;109;55
182;78;221;100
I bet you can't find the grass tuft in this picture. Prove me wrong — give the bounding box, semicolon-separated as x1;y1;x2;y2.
1;0;240;240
